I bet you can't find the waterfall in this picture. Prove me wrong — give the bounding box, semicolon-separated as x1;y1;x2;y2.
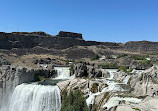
123;75;130;84
103;97;142;110
54;67;70;79
9;84;61;111
105;69;118;80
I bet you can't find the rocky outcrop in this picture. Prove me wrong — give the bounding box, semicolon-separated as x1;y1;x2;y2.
114;71;128;83
1;31;158;54
124;41;158;53
57;78;110;110
57;31;83;39
116;97;158;111
132;65;158;97
73;62;109;78
0;32;119;50
12;31;52;36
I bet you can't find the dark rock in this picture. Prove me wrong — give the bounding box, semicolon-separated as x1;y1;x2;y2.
58;31;83;39
74;62;103;78
124;41;158;53
0;32;120;50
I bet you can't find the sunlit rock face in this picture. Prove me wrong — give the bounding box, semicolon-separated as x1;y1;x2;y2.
132;65;158;97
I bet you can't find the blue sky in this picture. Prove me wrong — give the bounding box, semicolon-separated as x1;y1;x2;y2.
0;0;158;43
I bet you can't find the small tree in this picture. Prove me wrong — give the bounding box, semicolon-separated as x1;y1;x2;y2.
61;90;89;111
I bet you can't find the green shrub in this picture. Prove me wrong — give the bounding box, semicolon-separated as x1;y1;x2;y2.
61;90;89;111
139;60;151;65
131;55;146;60
98;63;119;69
119;66;128;72
91;54;100;60
65;59;70;64
38;76;46;81
128;67;133;72
132;107;141;111
118;66;133;73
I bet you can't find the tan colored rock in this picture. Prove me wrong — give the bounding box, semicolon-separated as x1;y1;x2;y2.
57;80;71;91
117;97;158;111
116;105;135;111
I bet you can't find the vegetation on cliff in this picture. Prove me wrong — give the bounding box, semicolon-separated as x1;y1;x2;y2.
61;90;89;111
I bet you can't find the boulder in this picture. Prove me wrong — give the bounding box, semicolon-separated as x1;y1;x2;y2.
74;62;104;78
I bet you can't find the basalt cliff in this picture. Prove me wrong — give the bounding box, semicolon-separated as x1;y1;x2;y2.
0;31;158;53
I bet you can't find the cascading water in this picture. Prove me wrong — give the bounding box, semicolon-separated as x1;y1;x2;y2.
53;67;75;80
54;67;71;79
101;70;143;110
103;97;142;110
86;69;143;109
105;69;118;80
9;83;61;111
122;75;131;84
1;67;73;111
86;69;123;106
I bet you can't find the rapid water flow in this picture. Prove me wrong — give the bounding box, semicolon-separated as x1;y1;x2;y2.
54;67;71;79
86;69;123;106
9;84;61;111
122;75;131;84
102;70;143;110
0;67;73;111
103;97;142;110
86;69;142;110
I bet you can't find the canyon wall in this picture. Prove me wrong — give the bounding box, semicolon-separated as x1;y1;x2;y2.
0;32;158;53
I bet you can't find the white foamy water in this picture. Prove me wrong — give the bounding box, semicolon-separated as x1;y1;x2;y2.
54;67;72;79
122;75;131;84
103;97;142;110
105;69;118;80
132;69;144;74
9;84;61;111
86;69;123;106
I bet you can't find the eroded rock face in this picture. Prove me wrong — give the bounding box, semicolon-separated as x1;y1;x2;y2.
124;41;158;53
114;71;127;83
58;31;83;39
73;62;108;78
0;32;120;50
57;78;110;111
132;65;158;97
116;97;158;111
